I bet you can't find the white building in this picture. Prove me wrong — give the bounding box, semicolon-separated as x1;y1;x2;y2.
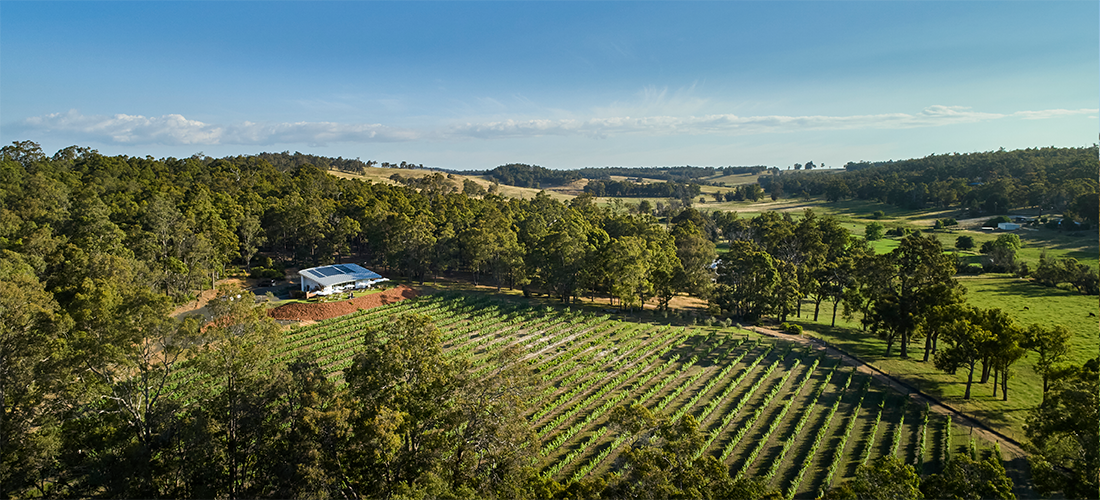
299;263;386;294
997;222;1021;231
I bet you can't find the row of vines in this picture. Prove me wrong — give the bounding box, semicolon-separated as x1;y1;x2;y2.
250;293;982;498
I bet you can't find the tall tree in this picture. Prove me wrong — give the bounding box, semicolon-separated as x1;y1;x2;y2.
713;240;779;321
0;259;72;498
604;235;651;310
529;209;606;303
866;235;963;357
184;284;283;498
1023;323;1071;403
935;312;993;399
671;220;717;298
343;314;534;498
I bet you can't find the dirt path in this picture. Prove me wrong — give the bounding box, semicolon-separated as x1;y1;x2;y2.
748;326;1029;460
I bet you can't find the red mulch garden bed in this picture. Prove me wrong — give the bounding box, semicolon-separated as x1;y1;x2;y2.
268;285;419;321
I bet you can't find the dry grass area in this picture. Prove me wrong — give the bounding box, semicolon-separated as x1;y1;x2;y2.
171;278;250;318
327;167;575;201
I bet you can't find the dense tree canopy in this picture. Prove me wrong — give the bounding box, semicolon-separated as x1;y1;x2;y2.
760;146;1098;218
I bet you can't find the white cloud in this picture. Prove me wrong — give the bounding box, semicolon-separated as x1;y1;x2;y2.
14;109;419;146
443;106;1097;140
22;110;223;145
10;106;1096;147
1011;108;1098;120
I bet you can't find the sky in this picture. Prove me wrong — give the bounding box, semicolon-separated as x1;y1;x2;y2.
2;1;1097;170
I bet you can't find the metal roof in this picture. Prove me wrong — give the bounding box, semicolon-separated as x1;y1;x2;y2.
299;263;382;287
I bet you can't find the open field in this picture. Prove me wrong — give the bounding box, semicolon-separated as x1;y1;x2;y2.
327;167;575;200
193;294;1019;497
702;171;765;186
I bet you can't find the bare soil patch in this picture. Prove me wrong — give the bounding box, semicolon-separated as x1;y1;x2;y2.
171;278;248;318
267;285;419;321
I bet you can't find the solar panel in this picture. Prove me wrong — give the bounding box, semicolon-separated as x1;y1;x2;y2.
334;265;355;274
303;269;321;278
319;267;341;277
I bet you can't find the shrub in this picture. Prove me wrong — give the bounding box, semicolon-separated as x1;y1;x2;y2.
249;267;284;279
955;235;976;250
779;322;791;331
983;215;1012;227
787;324;804;335
872;210;886;219
865;222;885;241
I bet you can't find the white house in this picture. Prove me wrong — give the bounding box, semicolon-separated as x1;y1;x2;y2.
299;263;386;294
997;222;1021;231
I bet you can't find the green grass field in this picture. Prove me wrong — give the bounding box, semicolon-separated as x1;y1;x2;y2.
786;274;1098;441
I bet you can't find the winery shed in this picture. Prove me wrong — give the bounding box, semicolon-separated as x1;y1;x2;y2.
299;264;386;294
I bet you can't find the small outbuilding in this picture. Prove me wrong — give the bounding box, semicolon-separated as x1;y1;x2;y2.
299;263;387;295
997;222;1021;231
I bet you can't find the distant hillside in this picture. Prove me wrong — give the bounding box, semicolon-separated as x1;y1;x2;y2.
758;146;1098;223
445;164;774;188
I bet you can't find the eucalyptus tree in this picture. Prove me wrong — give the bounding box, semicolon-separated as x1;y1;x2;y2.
343;314;536;498
0;259;72;498
183;284;284;498
1026;357;1099;499
1024;323;1072;403
529;208;607;303
713;240;779;321
864;235;963;358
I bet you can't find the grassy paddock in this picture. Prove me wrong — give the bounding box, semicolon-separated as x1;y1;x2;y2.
789;274;1098;441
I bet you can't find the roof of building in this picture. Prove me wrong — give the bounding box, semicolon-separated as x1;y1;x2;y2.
299;263;382;287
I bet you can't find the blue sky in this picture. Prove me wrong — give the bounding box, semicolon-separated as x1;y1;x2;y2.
2;1;1096;170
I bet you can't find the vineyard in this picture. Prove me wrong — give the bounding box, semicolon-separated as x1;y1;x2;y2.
257;293;998;497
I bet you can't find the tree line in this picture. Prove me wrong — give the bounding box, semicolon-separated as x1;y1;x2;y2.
583;179;703;199
758;146;1098;223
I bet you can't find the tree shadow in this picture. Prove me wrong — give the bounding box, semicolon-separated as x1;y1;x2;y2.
982;278;1083;299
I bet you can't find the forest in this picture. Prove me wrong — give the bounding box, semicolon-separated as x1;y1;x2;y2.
1;140;1096;499
761;147;1098;221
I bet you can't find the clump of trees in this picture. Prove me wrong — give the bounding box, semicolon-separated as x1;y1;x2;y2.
1025;357;1099;499
483;163;581;188
583;178;702;199
824;454;1014;500
712;183;767;202
1031;250;1099;294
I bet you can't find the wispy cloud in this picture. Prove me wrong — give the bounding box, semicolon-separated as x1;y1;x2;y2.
10;106;1095;146
442;106;1096;140
14;109;419;146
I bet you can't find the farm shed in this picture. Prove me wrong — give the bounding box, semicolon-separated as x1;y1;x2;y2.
997;222;1021;230
299;263;386;294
